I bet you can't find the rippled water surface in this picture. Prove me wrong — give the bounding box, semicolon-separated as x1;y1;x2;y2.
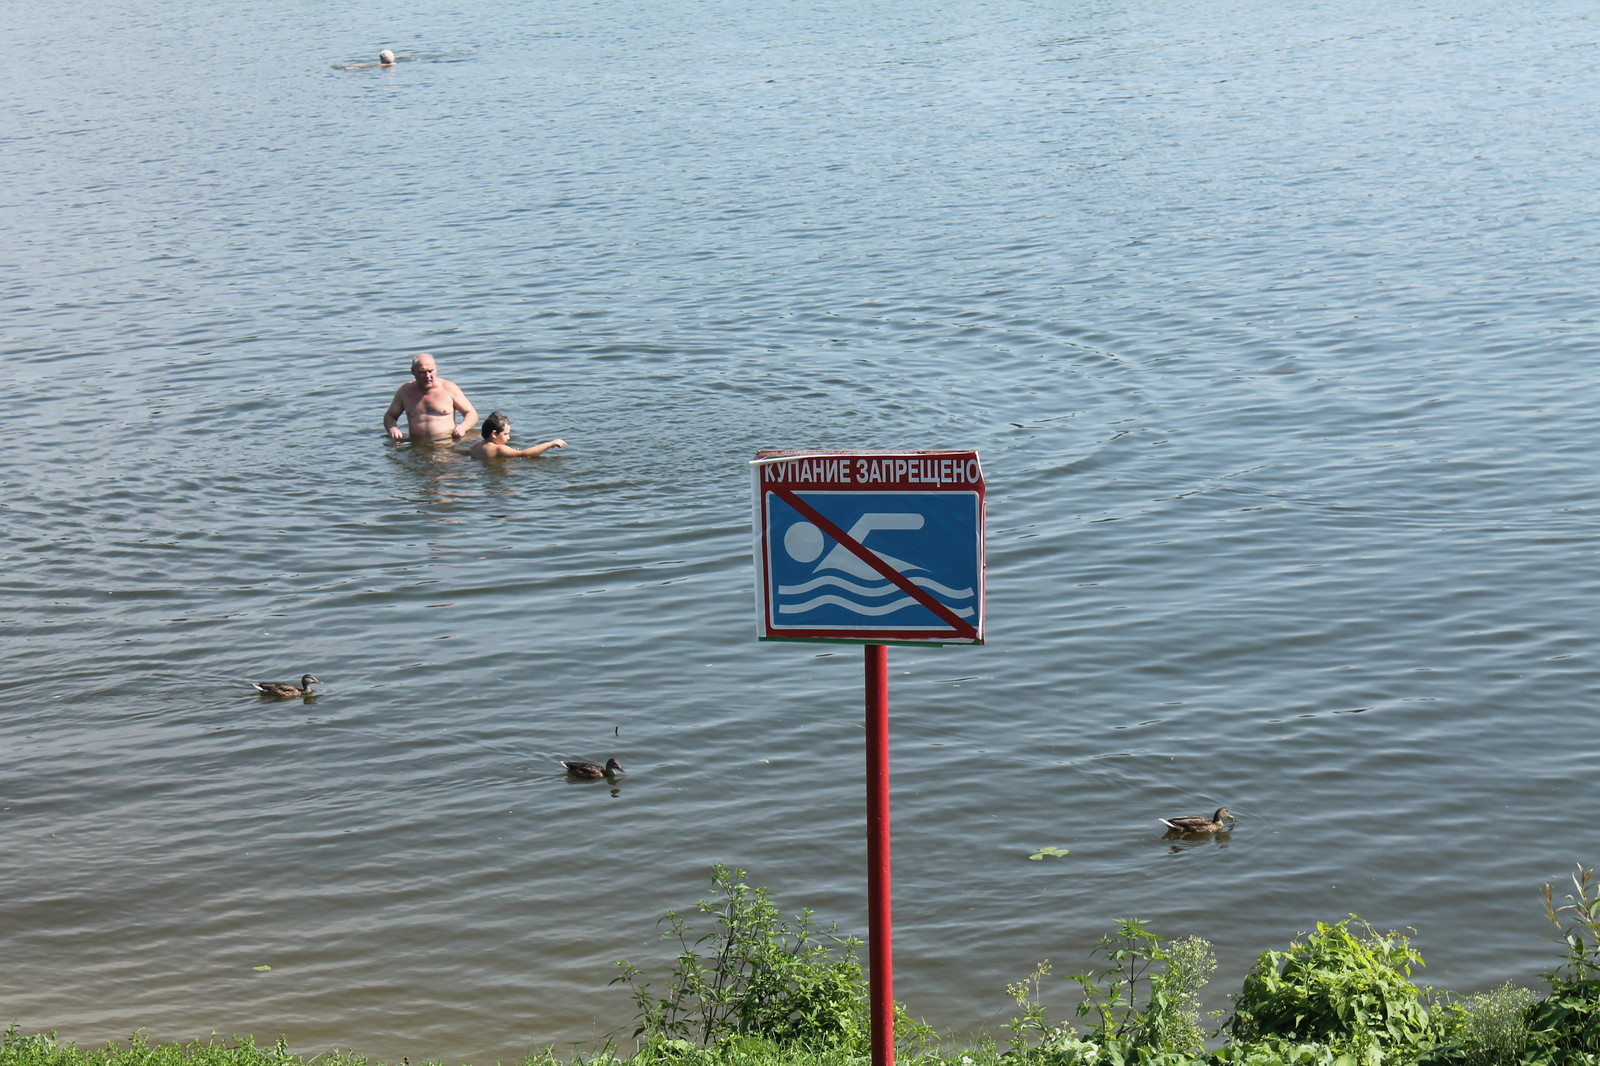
7;0;1600;1059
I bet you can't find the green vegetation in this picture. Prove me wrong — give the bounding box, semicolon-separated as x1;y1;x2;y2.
1230;916;1431;1056
1437;983;1539;1066
612;864;876;1053
11;864;1600;1066
1521;864;1600;1063
998;920;1215;1062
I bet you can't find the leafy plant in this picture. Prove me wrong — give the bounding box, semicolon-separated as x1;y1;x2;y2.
1072;919;1197;1046
1521;864;1600;1061
1070;919;1165;1042
1209;1037;1352;1065
1229;915;1434;1055
999;920;1215;1060
1431;981;1539;1066
1003;960;1072;1055
1129;933;1217;1055
613;865;869;1051
1542;863;1600;984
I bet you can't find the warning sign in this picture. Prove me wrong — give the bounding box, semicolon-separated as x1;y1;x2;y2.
752;450;986;645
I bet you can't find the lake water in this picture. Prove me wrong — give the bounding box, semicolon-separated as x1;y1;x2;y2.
6;0;1600;1060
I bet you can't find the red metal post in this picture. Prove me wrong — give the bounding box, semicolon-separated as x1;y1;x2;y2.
864;643;894;1066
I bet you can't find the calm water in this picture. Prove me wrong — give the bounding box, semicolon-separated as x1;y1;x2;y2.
7;0;1600;1059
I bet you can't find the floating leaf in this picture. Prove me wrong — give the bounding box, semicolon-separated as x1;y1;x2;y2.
253;965;273;972
1028;846;1070;861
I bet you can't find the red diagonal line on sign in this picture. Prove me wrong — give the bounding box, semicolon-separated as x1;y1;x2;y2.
771;486;978;640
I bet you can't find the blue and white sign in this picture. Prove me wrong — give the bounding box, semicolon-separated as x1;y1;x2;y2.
752;450;986;645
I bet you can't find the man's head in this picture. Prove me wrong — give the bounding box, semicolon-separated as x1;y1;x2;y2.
481;411;510;440
379;50;396;66
411;353;438;388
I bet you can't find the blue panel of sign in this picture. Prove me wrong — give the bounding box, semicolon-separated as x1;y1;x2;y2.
764;490;981;633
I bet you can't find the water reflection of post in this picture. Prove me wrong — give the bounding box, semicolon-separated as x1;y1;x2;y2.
865;643;894;1066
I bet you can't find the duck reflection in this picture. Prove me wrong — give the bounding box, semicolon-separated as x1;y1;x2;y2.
1164;829;1232;853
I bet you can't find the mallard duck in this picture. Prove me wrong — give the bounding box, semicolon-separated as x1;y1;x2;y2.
251;674;321;698
1159;807;1234;834
562;757;623;779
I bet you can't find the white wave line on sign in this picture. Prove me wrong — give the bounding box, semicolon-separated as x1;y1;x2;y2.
778;576;900;598
906;576;975;599
777;595;976;618
778;575;976;600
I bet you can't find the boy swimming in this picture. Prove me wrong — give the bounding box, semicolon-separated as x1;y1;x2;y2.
468;411;566;460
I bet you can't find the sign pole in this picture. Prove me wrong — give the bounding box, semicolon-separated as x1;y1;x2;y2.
865;642;894;1066
752;449;984;1066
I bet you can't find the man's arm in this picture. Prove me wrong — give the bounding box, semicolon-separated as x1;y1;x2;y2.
384;387;408;440
450;383;478;440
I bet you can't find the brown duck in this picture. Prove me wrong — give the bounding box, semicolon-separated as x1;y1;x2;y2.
1159;807;1234;834
251;673;321;698
562;757;623;780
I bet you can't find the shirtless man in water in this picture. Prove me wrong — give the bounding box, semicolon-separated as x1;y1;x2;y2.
384;353;478;442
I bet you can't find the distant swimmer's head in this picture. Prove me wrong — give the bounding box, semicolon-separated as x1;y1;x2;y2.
482;411;510;439
379;50;396;66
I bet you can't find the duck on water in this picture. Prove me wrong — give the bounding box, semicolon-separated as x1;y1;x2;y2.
251;674;321;698
1159;807;1234;834
562;758;623;780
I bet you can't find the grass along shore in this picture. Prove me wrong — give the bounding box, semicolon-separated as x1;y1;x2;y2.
9;863;1600;1066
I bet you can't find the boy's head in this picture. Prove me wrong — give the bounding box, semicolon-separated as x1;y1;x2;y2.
482;411;510;439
